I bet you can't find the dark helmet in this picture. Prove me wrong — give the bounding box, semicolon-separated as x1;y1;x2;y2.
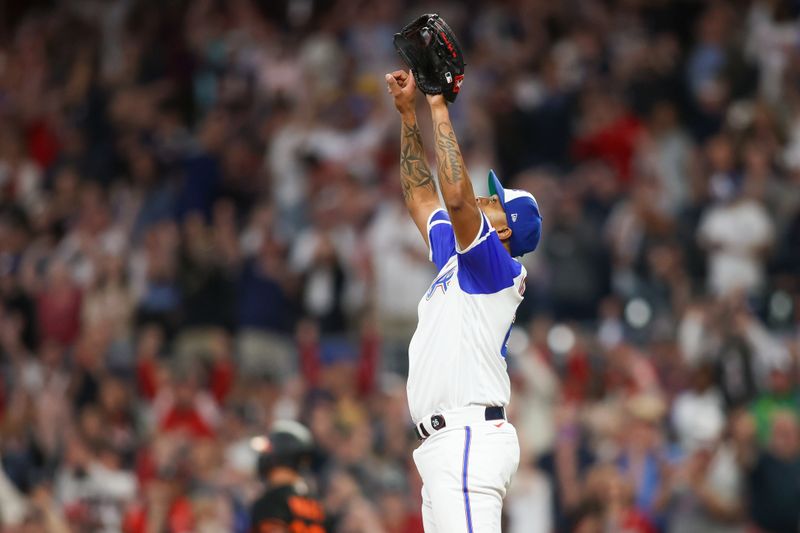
254;420;314;477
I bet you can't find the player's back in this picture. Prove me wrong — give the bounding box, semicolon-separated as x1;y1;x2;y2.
250;484;327;533
407;209;526;423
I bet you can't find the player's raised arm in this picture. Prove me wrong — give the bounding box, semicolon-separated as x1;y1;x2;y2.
427;95;482;249
385;71;441;243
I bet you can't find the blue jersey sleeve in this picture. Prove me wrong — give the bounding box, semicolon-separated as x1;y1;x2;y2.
427;209;456;271
456;212;522;294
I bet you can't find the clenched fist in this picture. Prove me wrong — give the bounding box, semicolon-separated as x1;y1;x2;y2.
385;70;416;117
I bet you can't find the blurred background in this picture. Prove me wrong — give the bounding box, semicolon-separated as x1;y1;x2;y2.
0;0;799;532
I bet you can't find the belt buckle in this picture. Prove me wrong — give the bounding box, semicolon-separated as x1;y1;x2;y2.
430;414;446;431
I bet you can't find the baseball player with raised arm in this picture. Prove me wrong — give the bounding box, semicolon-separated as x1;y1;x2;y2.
385;14;543;533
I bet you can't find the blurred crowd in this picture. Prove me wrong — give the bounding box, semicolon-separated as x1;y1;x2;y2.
0;0;799;532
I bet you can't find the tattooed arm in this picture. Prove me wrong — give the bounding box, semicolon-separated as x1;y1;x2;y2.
386;71;441;242
428;95;481;249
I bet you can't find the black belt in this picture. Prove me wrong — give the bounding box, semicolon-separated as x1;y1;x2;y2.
414;406;506;440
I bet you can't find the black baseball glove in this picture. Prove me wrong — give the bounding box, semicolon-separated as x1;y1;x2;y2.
393;14;465;103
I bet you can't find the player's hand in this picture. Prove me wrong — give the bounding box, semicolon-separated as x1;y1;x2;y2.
385;70;416;116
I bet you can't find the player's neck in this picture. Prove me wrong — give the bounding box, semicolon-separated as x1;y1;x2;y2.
268;467;302;487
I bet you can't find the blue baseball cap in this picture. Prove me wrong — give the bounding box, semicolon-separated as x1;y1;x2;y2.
487;169;542;257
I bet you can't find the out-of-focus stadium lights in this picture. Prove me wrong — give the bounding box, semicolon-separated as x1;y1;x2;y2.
547;324;576;354
769;290;793;322
625;298;652;329
250;436;271;453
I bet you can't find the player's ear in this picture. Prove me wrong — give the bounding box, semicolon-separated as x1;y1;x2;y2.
496;225;512;242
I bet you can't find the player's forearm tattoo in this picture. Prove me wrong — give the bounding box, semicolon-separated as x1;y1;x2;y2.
400;121;436;201
434;122;464;185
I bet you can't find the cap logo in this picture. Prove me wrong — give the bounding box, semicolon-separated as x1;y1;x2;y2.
511;213;518;222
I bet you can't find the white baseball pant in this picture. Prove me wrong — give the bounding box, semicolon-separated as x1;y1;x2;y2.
412;411;520;533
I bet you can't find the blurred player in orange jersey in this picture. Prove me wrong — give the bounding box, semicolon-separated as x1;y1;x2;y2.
250;421;327;533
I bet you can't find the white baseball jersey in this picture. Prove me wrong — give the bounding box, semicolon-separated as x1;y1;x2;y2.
407;208;526;424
